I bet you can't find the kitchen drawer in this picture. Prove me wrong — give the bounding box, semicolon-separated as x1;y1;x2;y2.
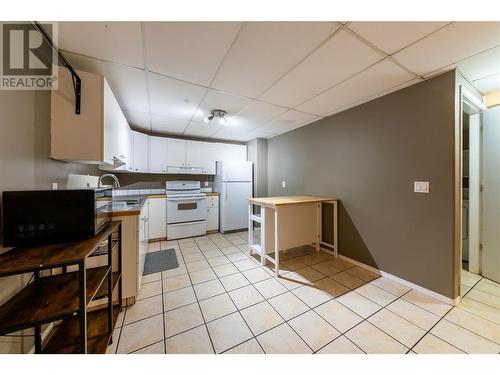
207;195;219;208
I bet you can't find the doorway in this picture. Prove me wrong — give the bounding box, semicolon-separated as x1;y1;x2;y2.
459;88;500;299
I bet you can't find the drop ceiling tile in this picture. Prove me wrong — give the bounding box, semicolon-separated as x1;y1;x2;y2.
473;74;500;95
255;110;320;134
393;22;500;76
212;22;340;98
148;71;206;121
450;45;500;82
232;100;288;130
192;89;252;123
124;111;151;132
144;22;242;86
59;22;144;68
260;30;384;108
297;59;416;116
151;114;190;135
348;22;449;55
212;127;256;142
184;121;222;138
65;52;149;114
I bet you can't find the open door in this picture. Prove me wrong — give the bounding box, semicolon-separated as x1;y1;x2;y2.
482;106;500;283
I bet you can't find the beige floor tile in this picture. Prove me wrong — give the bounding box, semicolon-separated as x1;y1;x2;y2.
368;308;426;347
459;297;500;325
445;307;500;344
467;289;500;310
369;277;411;297
166;325;214;354
207;312;253;353
346;321;407;354
330;271;366;289
162;273;191;293
292;284;332;308
345;266;380;282
234;258;260;272
162;264;188;278
254;278;288;299
295;266;326;283
355;284;398;306
116;309;125;328
213;263;239;277
317;335;364;354
311;261;342;276
325;257;355;270
413;333;464;354
124;294;162;325
268;292;309;320
295;254;324;266
164;302;205;337
277;272;310;290
402;290;451;316
193;279;225;301
473;281;500;297
431;319;500;353
181;247;201;256
219;273;250;291
163;286;197;311
136;280;162;301
204;249;224;259
117;314;164;354
240;301;285;335
289;311;340;351
242;267;272;283
222;247;243;256
314;299;363;333
131;341;165;354
199;293;237;322
257;323;312;353
183;252;205;263
228;285;264;309
142;272;161;285
336;291;382;318
207;255;231;267
186;259;211;272
281;258;308;271
387;299;441;330
314;277;349;298
105;329;121;354
189;268;217;284
224;338;264;354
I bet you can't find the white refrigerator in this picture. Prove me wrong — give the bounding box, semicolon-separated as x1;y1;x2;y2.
214;160;253;233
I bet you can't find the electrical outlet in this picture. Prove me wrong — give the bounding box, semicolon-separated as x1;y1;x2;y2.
414;181;429;193
204;181;209;187
282;181;286;189
52;182;58;190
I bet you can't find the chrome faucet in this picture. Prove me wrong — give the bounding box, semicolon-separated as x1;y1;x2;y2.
98;174;121;189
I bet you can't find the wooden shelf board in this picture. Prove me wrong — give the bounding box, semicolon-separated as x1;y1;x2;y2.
0;221;121;277
0;266;110;335
42;307;120;354
94;272;121;300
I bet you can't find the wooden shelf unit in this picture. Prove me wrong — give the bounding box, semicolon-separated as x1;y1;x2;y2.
0;221;123;354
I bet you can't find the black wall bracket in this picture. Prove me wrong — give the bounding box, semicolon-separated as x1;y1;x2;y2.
32;22;82;115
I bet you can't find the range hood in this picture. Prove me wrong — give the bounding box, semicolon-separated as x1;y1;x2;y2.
166;166;204;175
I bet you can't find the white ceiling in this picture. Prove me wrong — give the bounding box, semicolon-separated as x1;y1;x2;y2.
58;21;500;142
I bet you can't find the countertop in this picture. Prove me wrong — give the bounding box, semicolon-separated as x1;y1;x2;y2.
248;195;337;208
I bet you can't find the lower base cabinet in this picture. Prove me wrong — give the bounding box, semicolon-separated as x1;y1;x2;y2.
206;195;219;232
148;196;167;240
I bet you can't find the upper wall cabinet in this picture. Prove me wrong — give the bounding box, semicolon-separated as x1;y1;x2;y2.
51;68;131;166
186;140;216;175
133;131;149;173
166;138;187;167
150;135;168;173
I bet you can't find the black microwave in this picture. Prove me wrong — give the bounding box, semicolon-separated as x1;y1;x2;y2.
1;188;113;248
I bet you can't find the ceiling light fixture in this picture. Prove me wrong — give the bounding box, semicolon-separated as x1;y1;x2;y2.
204;109;228;126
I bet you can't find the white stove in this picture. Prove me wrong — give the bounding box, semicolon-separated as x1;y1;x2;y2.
166;181;207;239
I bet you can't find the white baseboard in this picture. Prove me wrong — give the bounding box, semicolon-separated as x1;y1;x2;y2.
324;250;459;306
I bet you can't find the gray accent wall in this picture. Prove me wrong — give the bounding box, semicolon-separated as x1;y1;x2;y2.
247;138;268;198
267;71;457;299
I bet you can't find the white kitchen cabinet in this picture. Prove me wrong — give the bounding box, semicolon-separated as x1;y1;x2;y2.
51;68;131;167
206;195;219;232
133;131;149;173
138;200;149;290
166;138;187;167
186;140;216;175
148;197;167;240
149;136;168;173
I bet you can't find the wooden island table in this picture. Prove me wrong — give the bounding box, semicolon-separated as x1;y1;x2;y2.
248;196;338;276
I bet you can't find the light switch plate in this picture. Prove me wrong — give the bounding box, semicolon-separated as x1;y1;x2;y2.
414;181;429;193
52;182;58;190
282;181;286;189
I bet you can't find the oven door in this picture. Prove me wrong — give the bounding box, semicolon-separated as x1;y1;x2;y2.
167;196;207;224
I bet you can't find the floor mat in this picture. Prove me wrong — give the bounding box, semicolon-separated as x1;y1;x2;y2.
143;248;179;275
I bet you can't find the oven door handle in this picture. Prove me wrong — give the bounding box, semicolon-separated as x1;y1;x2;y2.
167;197;206;202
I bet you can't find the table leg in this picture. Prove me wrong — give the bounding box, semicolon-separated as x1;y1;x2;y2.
260;207;266;266
274;207;280;277
333;201;339;258
248;203;253;254
315;202;321;252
